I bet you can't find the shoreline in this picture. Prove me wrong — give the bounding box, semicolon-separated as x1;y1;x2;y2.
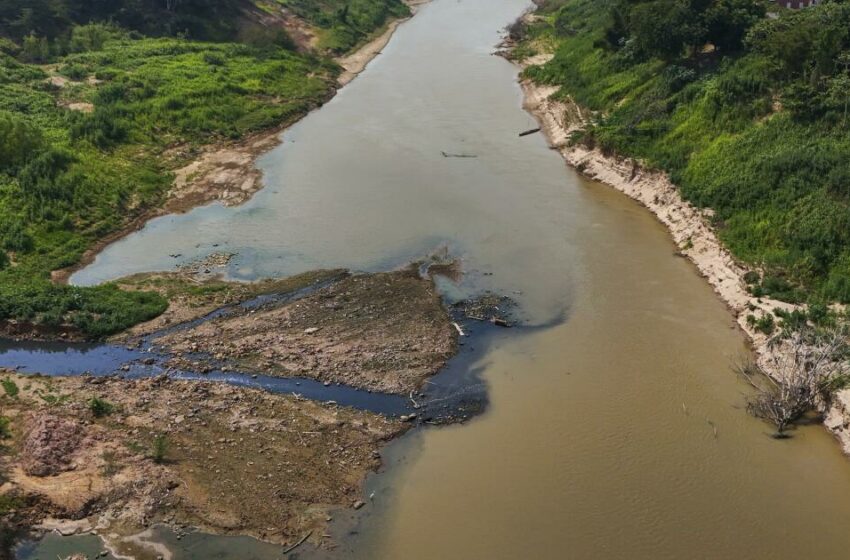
513;52;850;454
52;5;424;287
337;0;429;86
1;265;475;558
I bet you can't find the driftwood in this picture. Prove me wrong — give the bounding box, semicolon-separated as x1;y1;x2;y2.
282;531;313;556
737;323;849;435
518;127;541;137
441;151;478;158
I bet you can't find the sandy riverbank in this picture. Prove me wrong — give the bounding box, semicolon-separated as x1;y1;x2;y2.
514;51;850;453
337;0;429;86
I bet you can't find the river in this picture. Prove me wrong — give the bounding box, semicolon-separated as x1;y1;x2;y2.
22;0;850;558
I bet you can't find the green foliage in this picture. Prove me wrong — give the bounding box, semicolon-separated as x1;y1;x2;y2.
747;312;775;335
0;33;336;338
524;0;850;304
100;450;121;477
1;378;18;398
268;0;410;53
0;111;43;172
0;0;405;339
39;393;70;406
0;0;244;42
0;416;9;439
88;396;114;418
151;433;169;464
602;0;766;60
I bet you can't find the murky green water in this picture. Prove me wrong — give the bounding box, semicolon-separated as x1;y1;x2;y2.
50;0;850;558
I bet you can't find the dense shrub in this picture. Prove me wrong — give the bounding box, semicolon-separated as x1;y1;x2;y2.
0;0;403;338
524;0;850;303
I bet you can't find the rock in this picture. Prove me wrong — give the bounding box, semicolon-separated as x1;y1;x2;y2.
353;500;366;510
304;327;321;334
21;414;83;477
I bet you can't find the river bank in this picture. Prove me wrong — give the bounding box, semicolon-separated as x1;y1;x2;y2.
51;2;426;289
511;43;850;452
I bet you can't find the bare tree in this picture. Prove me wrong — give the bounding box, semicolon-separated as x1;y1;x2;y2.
505;18;527;43
737;323;849;437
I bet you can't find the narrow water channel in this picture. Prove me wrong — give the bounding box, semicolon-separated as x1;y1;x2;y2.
35;0;850;558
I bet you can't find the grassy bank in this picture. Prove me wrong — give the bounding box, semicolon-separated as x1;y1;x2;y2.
518;0;850;304
0;0;406;339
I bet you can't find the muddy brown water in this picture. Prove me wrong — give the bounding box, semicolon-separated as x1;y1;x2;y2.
23;0;850;558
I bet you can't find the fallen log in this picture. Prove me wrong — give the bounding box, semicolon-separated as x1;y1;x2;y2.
282;531;313;555
518;127;541;137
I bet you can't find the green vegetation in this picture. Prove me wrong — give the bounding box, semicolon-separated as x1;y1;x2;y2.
259;0;410;53
88;396;115;417
521;0;850;304
0;416;9;439
0;0;401;339
1;378;17;398
151;433;169;464
1;1;246;43
101;450;120;477
747;312;775;335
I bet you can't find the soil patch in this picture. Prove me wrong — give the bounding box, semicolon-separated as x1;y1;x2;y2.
152;268;457;395
0;372;405;554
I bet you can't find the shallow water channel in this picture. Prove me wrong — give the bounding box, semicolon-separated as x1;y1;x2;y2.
16;0;850;558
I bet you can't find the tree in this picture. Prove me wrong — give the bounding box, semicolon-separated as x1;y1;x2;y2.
827;53;850;127
20;32;49;62
737;323;849;436
0;112;44;172
622;0;709;61
703;0;766;53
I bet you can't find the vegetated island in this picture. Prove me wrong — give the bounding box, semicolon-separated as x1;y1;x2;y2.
507;0;850;447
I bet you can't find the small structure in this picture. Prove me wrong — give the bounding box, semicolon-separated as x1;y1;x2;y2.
776;0;819;8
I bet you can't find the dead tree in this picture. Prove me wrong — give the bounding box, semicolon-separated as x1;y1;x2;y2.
736;323;849;436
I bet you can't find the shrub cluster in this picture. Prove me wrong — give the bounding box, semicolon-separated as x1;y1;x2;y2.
525;0;850;303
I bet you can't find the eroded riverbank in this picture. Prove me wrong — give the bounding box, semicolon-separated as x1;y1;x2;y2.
512;40;850;454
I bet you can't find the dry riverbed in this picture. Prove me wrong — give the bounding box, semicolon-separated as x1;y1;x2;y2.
148;267;457;395
0;372;405;558
1;265;471;557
